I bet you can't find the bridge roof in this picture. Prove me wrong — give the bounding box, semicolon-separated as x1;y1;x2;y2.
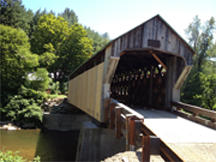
69;14;196;79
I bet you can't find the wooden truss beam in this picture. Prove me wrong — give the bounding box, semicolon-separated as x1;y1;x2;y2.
150;51;167;70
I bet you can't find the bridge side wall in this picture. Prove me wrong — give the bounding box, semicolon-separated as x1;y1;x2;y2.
68;63;104;121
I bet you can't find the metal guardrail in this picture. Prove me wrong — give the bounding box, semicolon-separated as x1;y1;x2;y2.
171;101;216;129
104;98;184;162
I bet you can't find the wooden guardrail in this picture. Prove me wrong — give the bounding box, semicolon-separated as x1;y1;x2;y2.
171;101;216;129
104;98;184;162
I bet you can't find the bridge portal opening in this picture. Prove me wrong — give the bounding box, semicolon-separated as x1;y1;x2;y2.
110;50;173;109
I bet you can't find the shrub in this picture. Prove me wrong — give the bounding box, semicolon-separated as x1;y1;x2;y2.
0;86;46;125
26;68;51;92
0;148;40;162
49;81;60;95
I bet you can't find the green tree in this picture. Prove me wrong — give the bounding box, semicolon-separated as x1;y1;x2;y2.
31;14;92;90
84;26;110;54
0;0;33;36
58;8;78;27
28;9;47;38
181;16;216;107
0;24;39;106
194;72;216;110
26;68;51;92
185;15;215;71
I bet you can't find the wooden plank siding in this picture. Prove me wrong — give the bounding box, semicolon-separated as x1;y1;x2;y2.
68;63;104;121
110;16;194;66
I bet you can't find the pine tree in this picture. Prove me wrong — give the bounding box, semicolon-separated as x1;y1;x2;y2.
0;0;33;36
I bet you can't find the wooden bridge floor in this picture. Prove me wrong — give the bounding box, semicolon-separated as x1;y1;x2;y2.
134;109;216;161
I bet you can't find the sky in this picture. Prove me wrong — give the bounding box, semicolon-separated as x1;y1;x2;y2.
22;0;216;41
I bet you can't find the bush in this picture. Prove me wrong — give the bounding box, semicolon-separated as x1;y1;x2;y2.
0;148;40;162
0;86;46;126
60;82;68;94
26;68;51;92
49;81;60;95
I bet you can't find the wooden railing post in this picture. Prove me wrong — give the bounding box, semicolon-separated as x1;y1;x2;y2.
115;107;122;139
109;103;116;129
142;136;151;162
104;98;111;123
125;115;130;151
129;119;135;151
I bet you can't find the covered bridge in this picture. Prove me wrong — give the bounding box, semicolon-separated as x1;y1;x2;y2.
68;14;195;122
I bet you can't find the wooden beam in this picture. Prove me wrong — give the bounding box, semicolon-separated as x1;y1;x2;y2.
104;98;110;123
129;119;135;151
115;107;122;139
170;101;216;120
108;103;116;129
142;136;151;162
151;53;167;70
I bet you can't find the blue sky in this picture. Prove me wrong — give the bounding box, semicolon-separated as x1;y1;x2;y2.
22;0;216;41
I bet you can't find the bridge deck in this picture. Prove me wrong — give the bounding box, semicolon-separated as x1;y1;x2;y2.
134;108;216;161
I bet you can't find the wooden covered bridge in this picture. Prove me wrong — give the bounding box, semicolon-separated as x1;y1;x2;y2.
68;15;216;161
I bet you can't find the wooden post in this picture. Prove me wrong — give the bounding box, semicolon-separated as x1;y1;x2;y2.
149;65;154;105
126;115;130;151
104;98;110;123
115;107;122;139
142;136;151;162
109;103;116;129
129;119;135;151
135;120;143;148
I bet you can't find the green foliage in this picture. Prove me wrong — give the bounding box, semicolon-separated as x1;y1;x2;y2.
60;82;68;94
185;15;215;71
0;148;40;162
194;73;216;110
181;70;203;106
30;13;69;55
58;8;78;27
181;16;216;108
48;94;67;99
0;24;38;106
26;68;51;92
31;14;93;90
0;0;34;36
84;26;110;54
0;86;45;124
49;81;60;95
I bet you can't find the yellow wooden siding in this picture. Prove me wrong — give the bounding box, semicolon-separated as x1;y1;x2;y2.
68;63;104;121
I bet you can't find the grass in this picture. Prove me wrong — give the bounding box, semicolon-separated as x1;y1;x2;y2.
48;94;67;99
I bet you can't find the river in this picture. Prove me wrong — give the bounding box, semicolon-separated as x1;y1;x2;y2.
0;129;80;161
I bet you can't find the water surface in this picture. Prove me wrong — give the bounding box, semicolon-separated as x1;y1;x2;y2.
0;129;79;161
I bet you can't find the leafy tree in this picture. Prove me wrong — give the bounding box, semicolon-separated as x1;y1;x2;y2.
181;16;216;108
58;8;78;27
185;15;215;71
0;24;39;106
194;72;216;110
0;0;33;36
26;68;51;92
31;14;92;90
30;14;68;55
28;8;47;38
84;26;110;54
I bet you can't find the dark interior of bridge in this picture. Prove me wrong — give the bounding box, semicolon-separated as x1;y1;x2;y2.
110;50;172;109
